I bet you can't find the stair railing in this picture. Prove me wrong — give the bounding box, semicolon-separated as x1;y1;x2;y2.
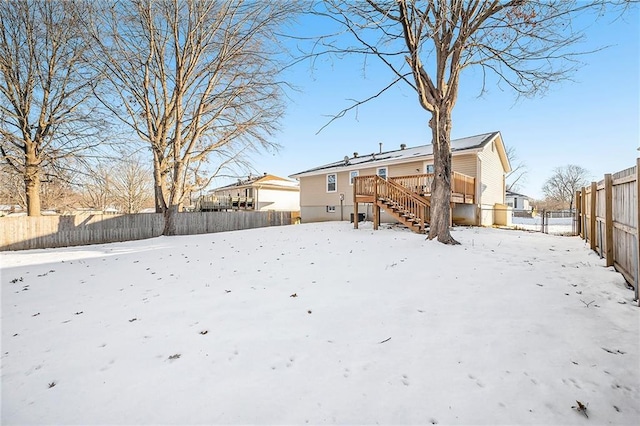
375;176;430;229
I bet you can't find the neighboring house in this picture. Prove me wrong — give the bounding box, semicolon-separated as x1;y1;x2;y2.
0;204;22;217
290;131;511;229
198;173;299;212
506;190;531;211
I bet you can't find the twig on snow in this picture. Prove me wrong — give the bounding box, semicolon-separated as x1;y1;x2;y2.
572;400;588;418
580;299;595;308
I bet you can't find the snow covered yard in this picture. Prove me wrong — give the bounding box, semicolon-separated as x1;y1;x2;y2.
1;222;638;425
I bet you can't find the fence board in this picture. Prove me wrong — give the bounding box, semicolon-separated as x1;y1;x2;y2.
0;211;295;251
577;161;638;305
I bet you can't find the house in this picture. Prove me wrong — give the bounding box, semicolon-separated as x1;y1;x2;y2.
506;190;532;211
197;173;299;212
289;131;511;231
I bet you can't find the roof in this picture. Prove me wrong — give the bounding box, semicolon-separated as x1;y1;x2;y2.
506;190;531;199
290;131;508;178
211;174;299;192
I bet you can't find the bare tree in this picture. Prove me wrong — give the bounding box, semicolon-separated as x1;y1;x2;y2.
0;152;79;212
316;0;630;243
505;146;527;192
542;164;590;211
0;162;26;209
79;164;114;212
111;156;154;214
0;0;106;216
87;0;298;235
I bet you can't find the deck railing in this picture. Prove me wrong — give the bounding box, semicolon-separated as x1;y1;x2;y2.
369;171;476;203
390;174;434;196
354;175;430;230
377;176;430;229
451;172;475;203
354;175;376;197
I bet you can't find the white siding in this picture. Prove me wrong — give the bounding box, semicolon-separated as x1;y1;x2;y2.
256;188;299;211
477;140;506;206
451;154;477;177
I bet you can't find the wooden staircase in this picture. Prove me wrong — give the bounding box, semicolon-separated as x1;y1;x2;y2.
354;175;430;234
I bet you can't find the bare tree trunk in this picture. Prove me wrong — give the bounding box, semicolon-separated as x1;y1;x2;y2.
428;108;458;244
24;147;41;216
163;205;179;236
163;163;185;236
152;150;167;213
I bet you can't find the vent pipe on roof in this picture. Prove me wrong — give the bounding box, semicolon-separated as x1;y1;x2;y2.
263;172;267;176
379;142;383;154
400;143;406;150
353;152;358;158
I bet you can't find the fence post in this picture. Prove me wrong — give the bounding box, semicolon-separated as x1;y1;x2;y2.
604;174;613;267
580;187;586;239
636;157;640;306
541;209;545;233
575;190;582;236
590;181;597;251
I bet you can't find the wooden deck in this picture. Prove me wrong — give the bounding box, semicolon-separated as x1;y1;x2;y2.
354;172;475;204
197;195;255;211
353;172;476;233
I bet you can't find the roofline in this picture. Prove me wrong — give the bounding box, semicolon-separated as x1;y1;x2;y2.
506;190;531;198
290;132;504;179
212;174;298;191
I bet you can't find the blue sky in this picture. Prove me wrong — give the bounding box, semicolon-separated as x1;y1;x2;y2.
240;5;639;200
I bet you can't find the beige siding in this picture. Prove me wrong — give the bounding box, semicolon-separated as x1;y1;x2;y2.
300;171;353;207
389;161;424;177
451;154;477;178
477;141;506;206
358;166;378;176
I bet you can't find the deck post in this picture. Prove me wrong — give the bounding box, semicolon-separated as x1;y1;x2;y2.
590;181;597;251
353;179;358;229
373;178;379;230
604;174;613;267
449;202;453;227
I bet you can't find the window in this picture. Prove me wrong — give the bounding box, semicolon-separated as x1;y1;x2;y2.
377;167;387;180
349;170;359;185
425;164;434;174
326;206;336;213
326;173;337;192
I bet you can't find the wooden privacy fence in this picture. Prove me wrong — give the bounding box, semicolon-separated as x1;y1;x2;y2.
0;210;296;251
575;158;639;305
